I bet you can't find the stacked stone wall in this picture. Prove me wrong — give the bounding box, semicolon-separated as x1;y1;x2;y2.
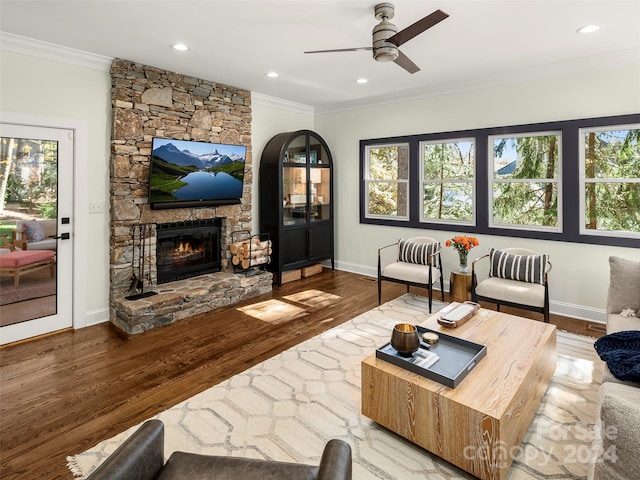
109;58;270;333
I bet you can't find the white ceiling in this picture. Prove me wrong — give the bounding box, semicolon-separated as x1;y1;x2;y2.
1;1;639;113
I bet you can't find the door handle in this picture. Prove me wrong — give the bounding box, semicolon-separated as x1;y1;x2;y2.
51;233;70;240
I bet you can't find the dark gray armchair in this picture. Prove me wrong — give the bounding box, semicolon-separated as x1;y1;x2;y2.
87;419;352;480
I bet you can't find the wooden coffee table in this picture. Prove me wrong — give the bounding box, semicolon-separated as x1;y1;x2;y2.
361;305;556;480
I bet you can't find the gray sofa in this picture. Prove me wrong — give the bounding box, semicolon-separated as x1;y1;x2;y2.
589;256;640;480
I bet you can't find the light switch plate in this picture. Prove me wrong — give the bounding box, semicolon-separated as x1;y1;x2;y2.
89;201;104;214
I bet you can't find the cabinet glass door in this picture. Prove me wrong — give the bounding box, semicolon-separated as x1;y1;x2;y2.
309;134;328;166
284;134;307;164
310;167;330;222
283;166;307;225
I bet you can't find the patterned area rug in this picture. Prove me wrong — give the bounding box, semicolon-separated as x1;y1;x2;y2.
0;267;56;306
68;294;601;479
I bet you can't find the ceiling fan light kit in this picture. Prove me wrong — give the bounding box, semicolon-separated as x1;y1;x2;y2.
304;2;449;74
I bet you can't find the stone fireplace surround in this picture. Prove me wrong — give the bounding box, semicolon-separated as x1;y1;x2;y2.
109;59;271;335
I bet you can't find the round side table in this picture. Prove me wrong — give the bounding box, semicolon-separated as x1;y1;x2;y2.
449;270;472;303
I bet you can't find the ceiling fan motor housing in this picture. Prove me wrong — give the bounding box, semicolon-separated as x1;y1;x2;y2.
372;16;399;62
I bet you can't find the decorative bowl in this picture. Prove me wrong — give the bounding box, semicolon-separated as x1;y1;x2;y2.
390;323;420;357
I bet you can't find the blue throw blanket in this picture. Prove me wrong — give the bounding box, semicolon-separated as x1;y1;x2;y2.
594;330;640;382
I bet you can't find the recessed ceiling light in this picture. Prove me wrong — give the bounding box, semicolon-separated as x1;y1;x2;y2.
266;72;279;78
171;43;190;51
577;25;600;34
356;78;368;84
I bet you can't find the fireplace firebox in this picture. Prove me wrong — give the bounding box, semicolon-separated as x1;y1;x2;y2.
156;220;221;284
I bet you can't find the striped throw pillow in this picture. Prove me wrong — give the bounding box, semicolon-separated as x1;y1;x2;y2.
489;248;548;285
398;239;439;265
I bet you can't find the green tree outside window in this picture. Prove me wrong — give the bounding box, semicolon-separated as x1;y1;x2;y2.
1;137;58;218
365;144;409;218
421;139;475;223
490;133;560;230
582;126;640;236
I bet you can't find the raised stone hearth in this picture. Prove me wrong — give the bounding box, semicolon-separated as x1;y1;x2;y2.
112;271;272;335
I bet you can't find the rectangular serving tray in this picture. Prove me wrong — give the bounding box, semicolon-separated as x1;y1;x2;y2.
437;301;480;328
376;325;487;388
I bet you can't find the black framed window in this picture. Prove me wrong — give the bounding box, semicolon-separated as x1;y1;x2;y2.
488;131;561;232
359;113;640;248
419;138;475;225
363;143;410;220
579;124;640;239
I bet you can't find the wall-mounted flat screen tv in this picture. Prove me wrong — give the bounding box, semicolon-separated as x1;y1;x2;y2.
149;138;247;209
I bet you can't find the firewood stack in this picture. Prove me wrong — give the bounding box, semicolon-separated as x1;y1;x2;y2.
229;237;272;270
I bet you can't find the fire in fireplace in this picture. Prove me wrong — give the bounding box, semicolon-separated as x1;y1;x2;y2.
156;219;221;284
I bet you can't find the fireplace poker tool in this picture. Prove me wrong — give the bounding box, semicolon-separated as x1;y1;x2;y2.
127;225;142;295
125;223;157;301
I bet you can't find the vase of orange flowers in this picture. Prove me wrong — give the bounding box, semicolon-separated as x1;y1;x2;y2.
445;235;480;273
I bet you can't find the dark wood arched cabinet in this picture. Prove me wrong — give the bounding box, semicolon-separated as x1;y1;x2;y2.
259;130;334;285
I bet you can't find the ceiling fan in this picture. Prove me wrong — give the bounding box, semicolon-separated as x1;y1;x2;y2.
304;3;449;74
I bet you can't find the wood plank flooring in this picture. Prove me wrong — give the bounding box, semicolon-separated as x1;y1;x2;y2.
0;270;602;479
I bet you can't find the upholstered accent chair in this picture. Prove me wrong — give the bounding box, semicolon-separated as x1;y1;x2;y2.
12;219;57;250
377;237;444;313
472;247;551;323
86;419;352;480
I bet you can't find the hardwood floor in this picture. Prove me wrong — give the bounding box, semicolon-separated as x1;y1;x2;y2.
0;270;603;479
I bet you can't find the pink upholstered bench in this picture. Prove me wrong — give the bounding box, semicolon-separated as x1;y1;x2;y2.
0;250;56;288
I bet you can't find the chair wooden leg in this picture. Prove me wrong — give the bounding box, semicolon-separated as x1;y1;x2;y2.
428;288;433;313
496;304;501;312
377;277;382;305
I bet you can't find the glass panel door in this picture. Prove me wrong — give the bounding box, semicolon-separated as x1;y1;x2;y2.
0;124;73;345
310;167;330;221
283;166;307;225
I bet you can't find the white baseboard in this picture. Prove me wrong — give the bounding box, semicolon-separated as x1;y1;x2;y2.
332;260;606;324
329;259;373;277
549;301;606;324
81;308;110;328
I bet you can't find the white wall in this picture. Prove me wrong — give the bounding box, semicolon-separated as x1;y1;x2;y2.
1;49;112;326
315;64;640;323
250;94;314;234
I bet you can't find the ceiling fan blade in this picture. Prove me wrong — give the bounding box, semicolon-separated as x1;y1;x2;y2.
304;47;372;54
394;50;420;74
387;9;449;47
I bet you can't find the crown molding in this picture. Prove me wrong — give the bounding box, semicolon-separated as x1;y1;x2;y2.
3;31;636;118
251;92;314;116
0;32;313;116
315;48;640;115
0;31;112;71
